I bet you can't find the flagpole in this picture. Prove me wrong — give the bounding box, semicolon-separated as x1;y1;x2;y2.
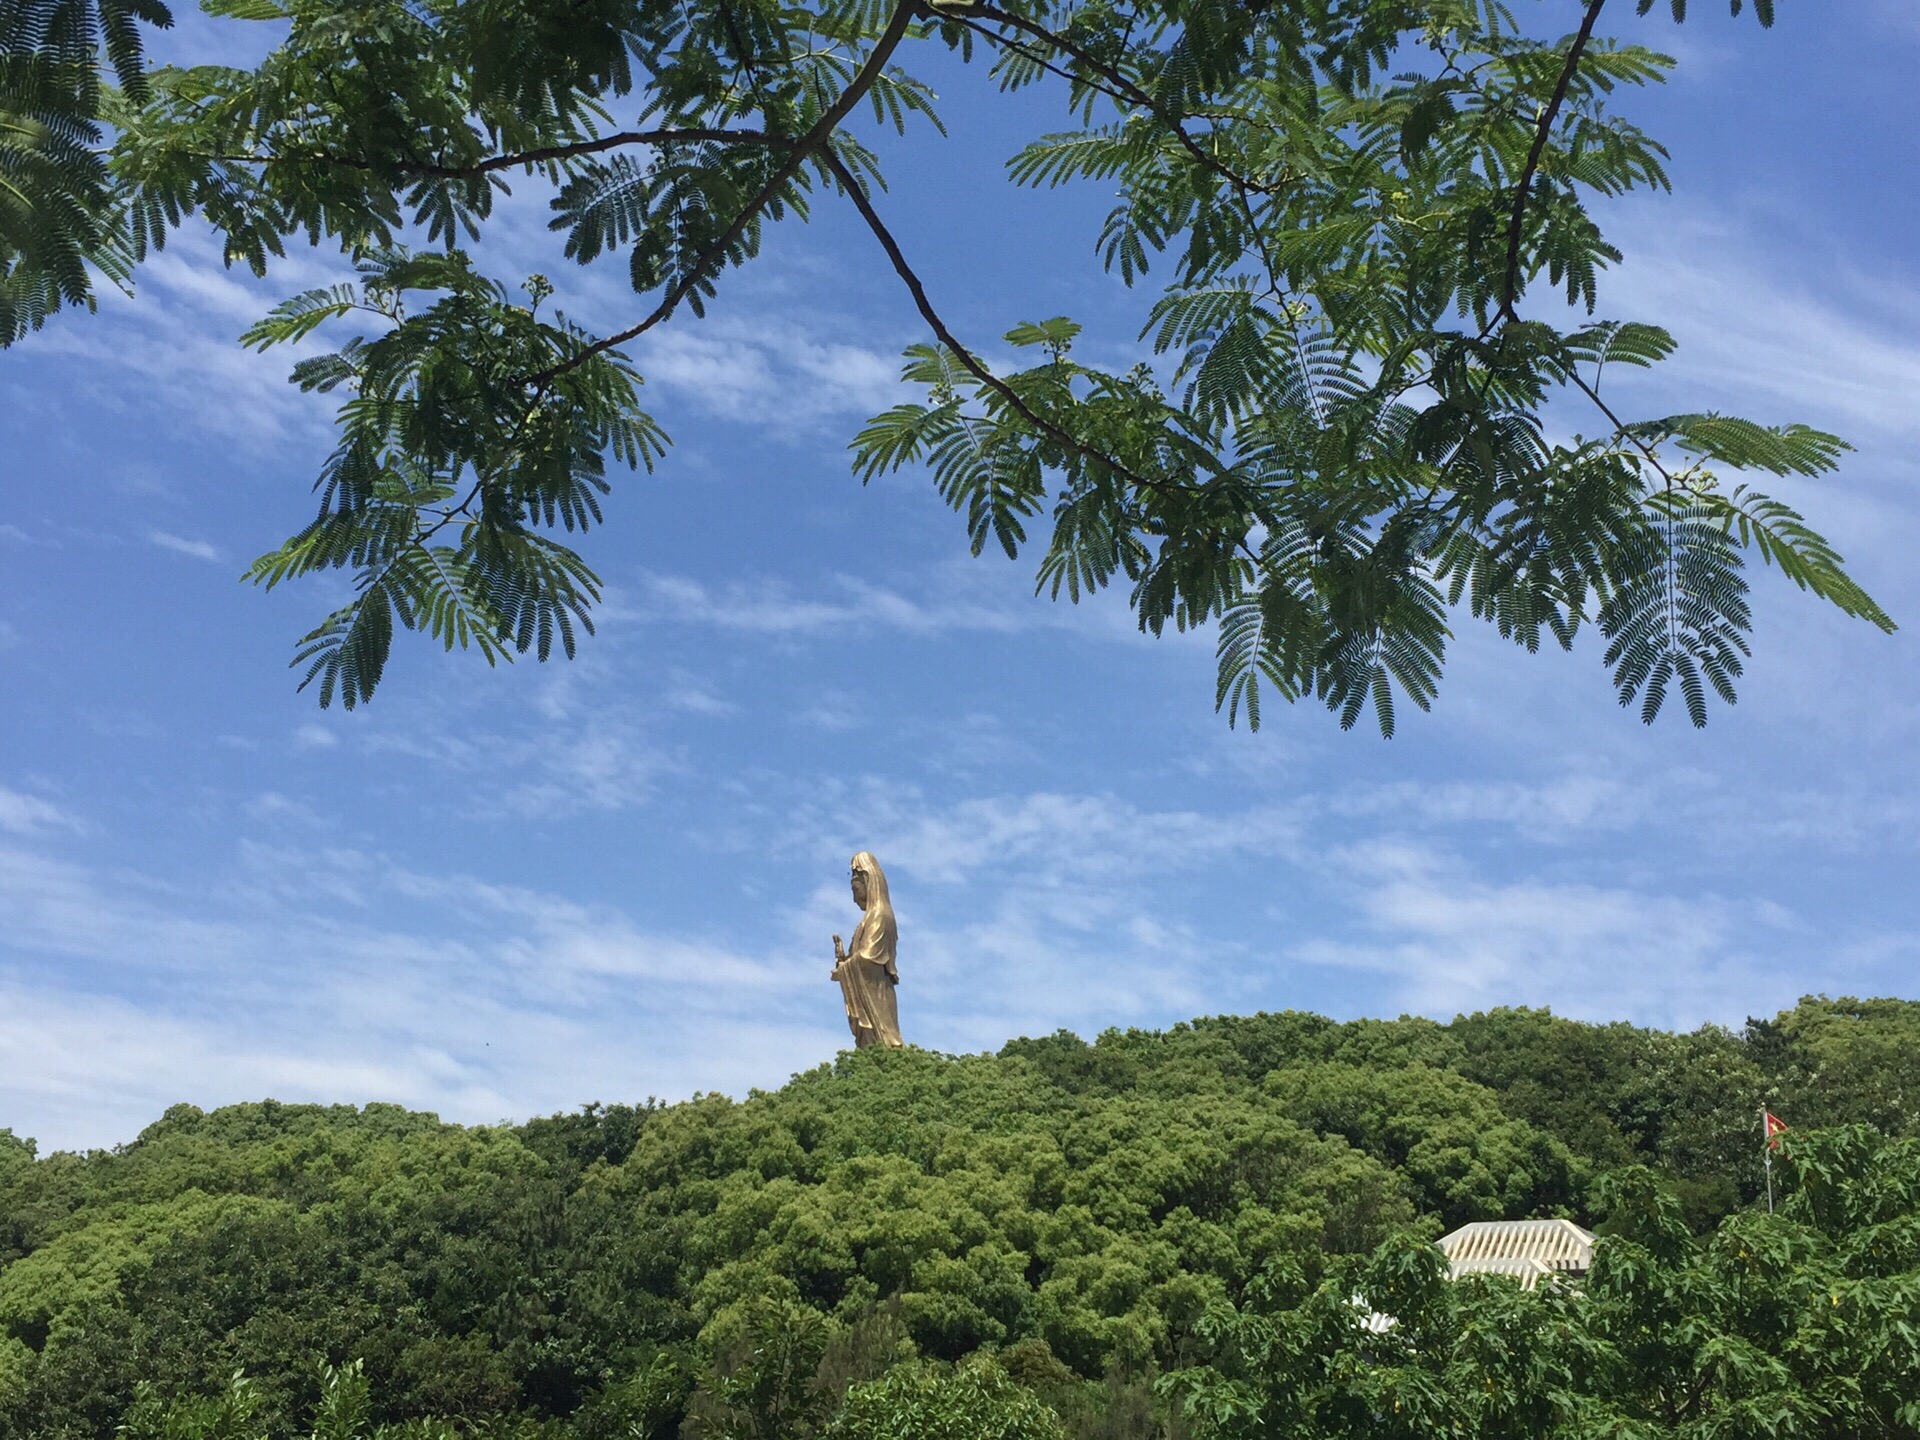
1762;1106;1774;1215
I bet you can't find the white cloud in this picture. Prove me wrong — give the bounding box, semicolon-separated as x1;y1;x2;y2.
0;788;78;836
502;724;675;815
355;704;674;817
0;843;261;975
794;695;861;732
632;572;893;636
0;986;480;1149
79;708;164;739
149;530;223;562
818;785;1304;888
1329;775;1641;840
1601;205;1920;445
625;565;1144;643
665;681;739;717
640;319;906;424
0;839;838;1152
294;722;340;749
242;791;329;826
1292;839;1804;1030
14;229;346;452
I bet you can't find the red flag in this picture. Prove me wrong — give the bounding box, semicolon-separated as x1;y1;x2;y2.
1764;1111;1788;1150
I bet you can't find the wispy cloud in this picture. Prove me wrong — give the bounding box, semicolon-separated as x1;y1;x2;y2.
149;530;222;562
1601;205;1920;445
629;573;937;636
806;784;1305;887
334;675;677;818
0;788;79;837
15;230;346;452
1292;838;1806;1029
624;565;1144;643
504;724;677;815
634;320;905;433
664;679;739;717
242;791;330;827
356;717;675;817
0;838;836;1152
1328;775;1643;841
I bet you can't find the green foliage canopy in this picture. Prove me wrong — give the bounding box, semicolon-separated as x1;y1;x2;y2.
0;0;1896;729
2;997;1917;1438
1164;1130;1920;1440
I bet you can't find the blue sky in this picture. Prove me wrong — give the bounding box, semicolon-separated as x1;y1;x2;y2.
3;2;1918;1152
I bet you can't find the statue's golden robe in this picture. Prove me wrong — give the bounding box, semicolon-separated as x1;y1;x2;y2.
836;853;904;1048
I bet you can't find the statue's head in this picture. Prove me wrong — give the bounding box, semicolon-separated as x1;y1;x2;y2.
850;851;890;913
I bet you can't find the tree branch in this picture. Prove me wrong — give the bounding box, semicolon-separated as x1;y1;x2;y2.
1490;3;1679;490
1500;0;1608;320
221;128;793;181
467;128;793;176
522;0;919;388
1568;362;1676;488
944;13;1138;111
820;145;1203;510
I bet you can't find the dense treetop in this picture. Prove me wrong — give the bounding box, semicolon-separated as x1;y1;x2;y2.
0;0;1895;729
2;995;1916;1437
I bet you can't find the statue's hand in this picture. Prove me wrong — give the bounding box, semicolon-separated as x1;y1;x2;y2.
832;933;846;960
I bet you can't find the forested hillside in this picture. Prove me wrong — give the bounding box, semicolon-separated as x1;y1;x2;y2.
3;998;1918;1439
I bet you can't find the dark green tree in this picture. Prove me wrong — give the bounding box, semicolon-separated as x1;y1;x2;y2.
1747;997;1920;1137
1161;1125;1920;1440
5;1010;1917;1437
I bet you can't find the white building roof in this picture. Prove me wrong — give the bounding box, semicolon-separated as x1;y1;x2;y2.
1437;1218;1594;1288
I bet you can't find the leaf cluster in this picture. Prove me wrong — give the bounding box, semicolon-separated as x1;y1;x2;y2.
85;0;944;700
238;247;664;706
0;0;169;340
855;0;1891;732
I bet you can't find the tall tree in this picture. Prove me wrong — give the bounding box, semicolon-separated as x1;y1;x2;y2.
3;0;1894;729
